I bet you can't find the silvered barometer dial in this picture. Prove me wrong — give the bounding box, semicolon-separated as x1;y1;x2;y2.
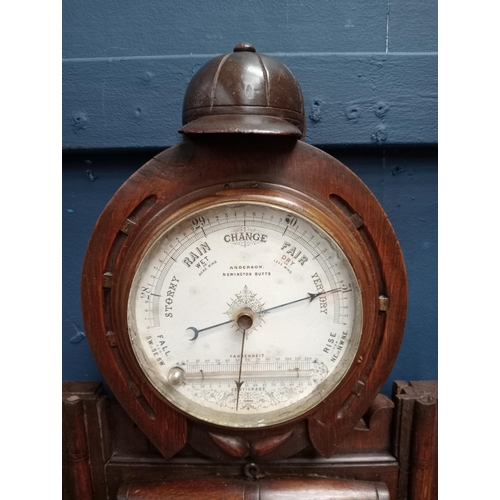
127;199;362;428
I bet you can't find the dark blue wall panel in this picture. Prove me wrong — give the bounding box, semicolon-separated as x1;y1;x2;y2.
63;1;389;58
389;0;438;52
62;0;437;149
63;53;437;149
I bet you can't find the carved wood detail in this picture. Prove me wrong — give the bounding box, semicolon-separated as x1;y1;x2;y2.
62;380;437;500
208;433;249;458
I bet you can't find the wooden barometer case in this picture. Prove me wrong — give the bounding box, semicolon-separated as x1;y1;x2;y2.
76;43;412;499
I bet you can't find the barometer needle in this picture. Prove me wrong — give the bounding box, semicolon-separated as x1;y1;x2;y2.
258;286;349;315
187;319;234;341
235;328;247;411
187;286;350;340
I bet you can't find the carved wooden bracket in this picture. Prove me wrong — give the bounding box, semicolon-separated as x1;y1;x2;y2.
208;429;294;458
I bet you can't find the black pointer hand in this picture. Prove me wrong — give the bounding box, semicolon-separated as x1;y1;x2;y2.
257;286;349;315
187;319;233;341
187;286;350;340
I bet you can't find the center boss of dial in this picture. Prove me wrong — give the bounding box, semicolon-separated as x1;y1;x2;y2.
237;312;254;330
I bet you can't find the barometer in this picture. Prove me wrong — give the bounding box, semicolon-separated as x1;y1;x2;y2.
81;43;407;460
128;197;363;429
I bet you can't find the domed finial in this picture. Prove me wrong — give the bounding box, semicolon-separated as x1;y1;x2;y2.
179;44;305;138
233;43;256;53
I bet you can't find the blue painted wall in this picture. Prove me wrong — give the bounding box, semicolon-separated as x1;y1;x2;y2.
62;0;437;149
62;0;438;394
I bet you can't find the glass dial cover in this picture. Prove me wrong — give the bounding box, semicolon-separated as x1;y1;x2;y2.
127;201;363;428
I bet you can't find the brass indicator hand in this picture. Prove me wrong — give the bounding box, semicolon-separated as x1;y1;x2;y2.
187;286;351;340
